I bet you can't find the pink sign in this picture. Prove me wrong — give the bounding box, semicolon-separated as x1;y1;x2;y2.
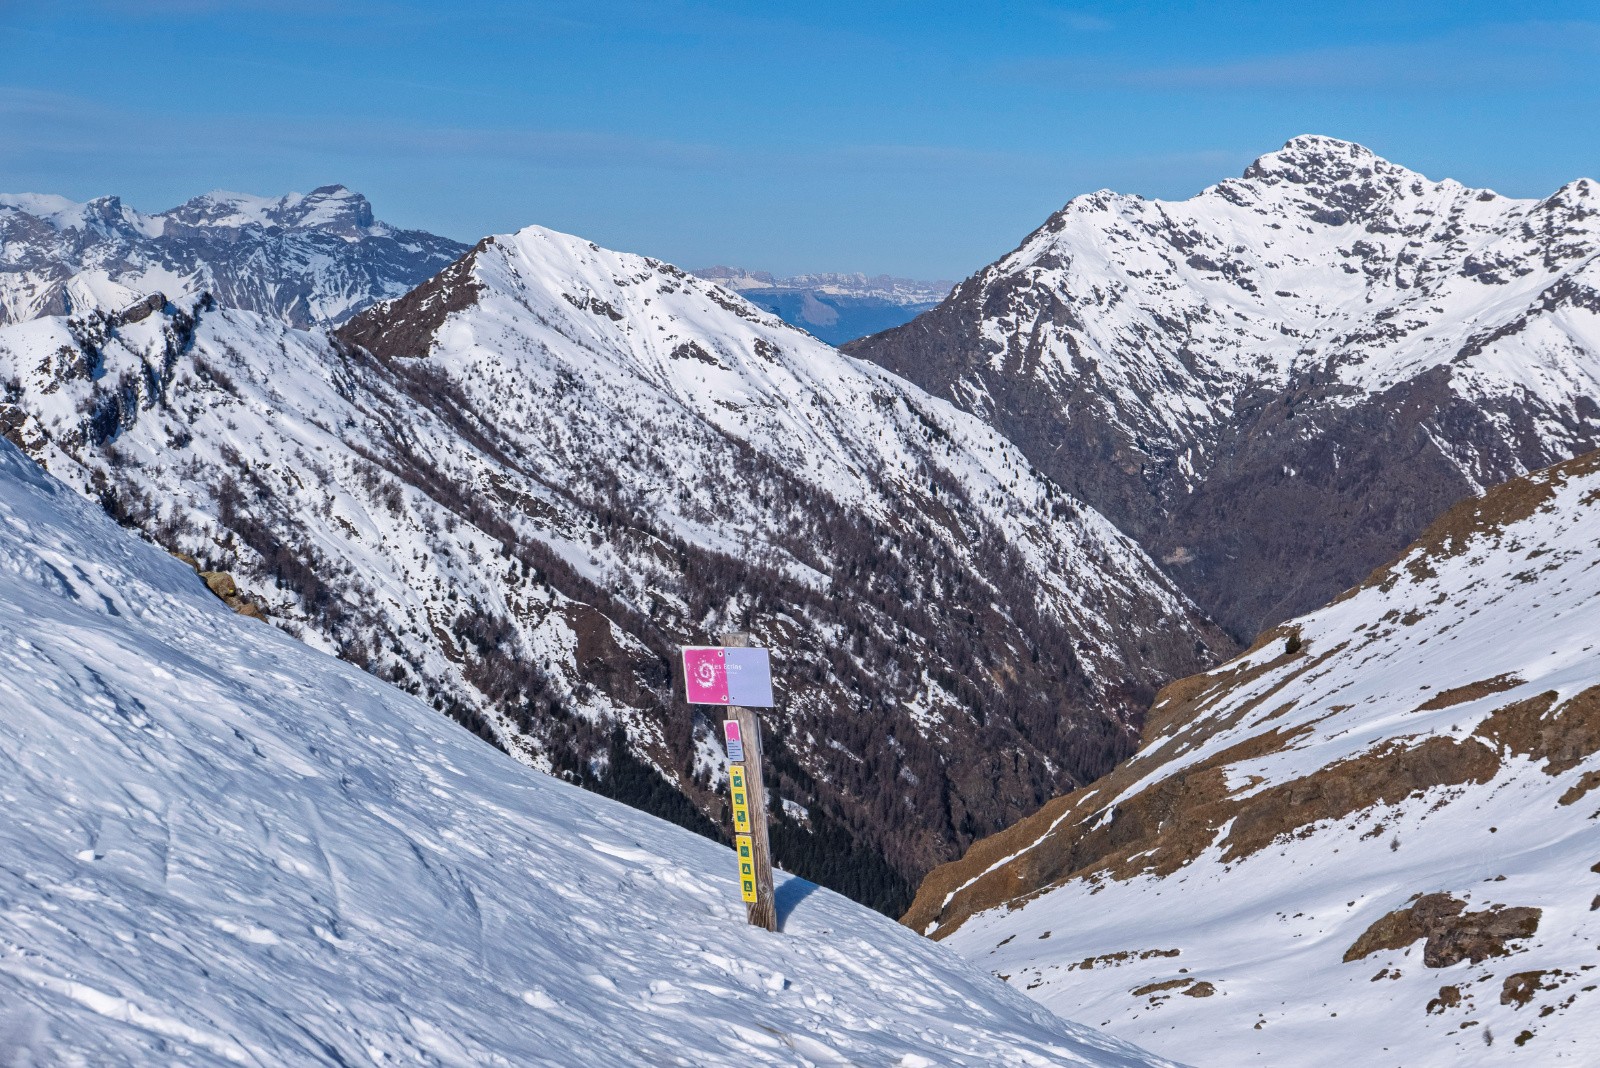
682;646;729;704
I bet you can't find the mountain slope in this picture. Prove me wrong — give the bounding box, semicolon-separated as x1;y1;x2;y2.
0;186;466;327
0;436;1182;1068
848;136;1600;638
0;224;1229;912
907;448;1600;1066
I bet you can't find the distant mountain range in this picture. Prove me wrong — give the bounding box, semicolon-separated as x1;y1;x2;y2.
692;266;954;344
849;136;1600;640
0;185;466;327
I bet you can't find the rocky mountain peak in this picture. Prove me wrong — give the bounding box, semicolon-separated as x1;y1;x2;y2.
161;184;380;238
1230;135;1456;224
0;185;467;327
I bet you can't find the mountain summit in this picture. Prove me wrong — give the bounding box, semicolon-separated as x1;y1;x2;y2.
848;136;1600;638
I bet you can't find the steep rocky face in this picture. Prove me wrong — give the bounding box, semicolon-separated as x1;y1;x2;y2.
848;136;1600;639
0;227;1228;913
0;186;466;327
907;449;1600;1065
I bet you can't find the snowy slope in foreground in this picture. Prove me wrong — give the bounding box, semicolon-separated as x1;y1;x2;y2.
0;441;1176;1068
910;451;1600;1066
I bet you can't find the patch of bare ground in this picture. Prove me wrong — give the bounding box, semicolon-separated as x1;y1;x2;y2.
1130;977;1216;1001
1343;892;1541;967
1066;948;1180;971
1414;674;1523;712
1501;970;1559;1007
1426;985;1461;1014
1474;686;1600;777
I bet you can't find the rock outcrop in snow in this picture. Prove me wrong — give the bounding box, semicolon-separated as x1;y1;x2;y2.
0;186;466;327
907;448;1600;1066
0;224;1229;912
849;136;1600;638
0;436;1180;1068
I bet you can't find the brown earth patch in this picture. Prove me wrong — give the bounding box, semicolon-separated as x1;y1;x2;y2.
1475;686;1600;776
1221;735;1498;862
1344;892;1541;967
1501;971;1556;1007
1131;979;1190;997
1184;981;1216;997
1427;985;1462;1013
1560;770;1600;806
1415;674;1524;712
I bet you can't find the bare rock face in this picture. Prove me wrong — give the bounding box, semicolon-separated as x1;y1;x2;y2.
0;187;467;328
849;136;1600;640
1344;893;1541;968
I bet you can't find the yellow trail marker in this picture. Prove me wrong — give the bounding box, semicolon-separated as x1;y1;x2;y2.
736;833;758;902
729;763;752;834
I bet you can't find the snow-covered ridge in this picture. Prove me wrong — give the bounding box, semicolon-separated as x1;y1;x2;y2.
0;220;1226;909
910;447;1600;1066
0;436;1180;1067
0;185;465;327
849;135;1600;636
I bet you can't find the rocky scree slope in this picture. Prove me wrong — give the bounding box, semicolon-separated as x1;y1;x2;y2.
906;448;1600;1066
0;186;466;328
0;225;1228;913
849;136;1600;639
0;436;1184;1068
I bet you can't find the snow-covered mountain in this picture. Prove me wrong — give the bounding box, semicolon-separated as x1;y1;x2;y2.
0;186;466;327
0;223;1228;912
848;136;1600;638
693;267;954;344
0;436;1182;1068
906;448;1600;1066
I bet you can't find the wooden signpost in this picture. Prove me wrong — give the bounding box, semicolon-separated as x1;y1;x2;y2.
681;632;777;932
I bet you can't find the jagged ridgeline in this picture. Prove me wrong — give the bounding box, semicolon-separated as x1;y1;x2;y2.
0;224;1226;913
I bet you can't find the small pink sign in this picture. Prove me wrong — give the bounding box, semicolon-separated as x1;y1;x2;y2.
682;646;729;704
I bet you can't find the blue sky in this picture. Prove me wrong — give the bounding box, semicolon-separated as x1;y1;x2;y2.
2;1;1597;278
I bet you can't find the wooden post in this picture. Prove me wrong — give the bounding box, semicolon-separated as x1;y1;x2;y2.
723;631;777;932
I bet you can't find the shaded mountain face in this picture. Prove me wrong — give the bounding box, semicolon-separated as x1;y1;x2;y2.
906;448;1600;1066
0;226;1228;912
0;438;1179;1068
0;186;467;328
692;267;953;345
848;136;1600;640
